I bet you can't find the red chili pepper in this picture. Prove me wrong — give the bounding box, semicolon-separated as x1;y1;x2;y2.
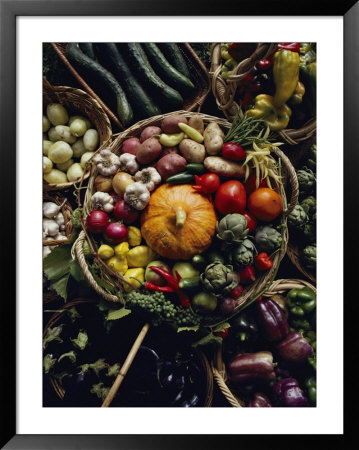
239;266;256;284
215;328;229;339
275;43;301;54
148;266;191;308
144;281;175;293
255;252;273;271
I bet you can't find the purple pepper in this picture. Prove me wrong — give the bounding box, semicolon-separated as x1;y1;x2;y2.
248;392;272;407
228;351;276;383
276;331;313;363
273;377;308;407
257;297;290;342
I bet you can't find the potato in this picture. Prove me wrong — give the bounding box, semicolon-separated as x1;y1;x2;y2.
46;103;69;126
203;122;224;155
43;156;53;174
67;163;84;182
155;154;187;180
56;158;74;172
69;115;92;129
80;151;95;168
43;116;51;133
140;126;162;143
161;115;188;134
48;127;62;142
136;137;162;164
44;169;68;184
69;118;88;137
162;147;179;157
83;129;99;151
188;115;204;135
204;156;245;178
72;138;87;158
43;140;53;156
121;137;140;155
55;125;77;144
179;139;206;163
48;141;73;164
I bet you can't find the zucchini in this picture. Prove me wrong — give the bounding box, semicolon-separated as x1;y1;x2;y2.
142;43;195;96
94;43;161;120
66;43;134;127
117;43;183;111
178;277;201;291
157;43;192;80
165;171;195;184
78;43;95;60
185;163;206;175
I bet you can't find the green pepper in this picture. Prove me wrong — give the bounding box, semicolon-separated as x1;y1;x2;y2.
286;287;316;317
305;376;316;405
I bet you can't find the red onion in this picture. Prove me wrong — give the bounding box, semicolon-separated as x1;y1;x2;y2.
86;210;109;234
104;222;128;244
113;199;139;224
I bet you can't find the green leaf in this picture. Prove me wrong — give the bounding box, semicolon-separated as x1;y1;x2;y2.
90;382;110;401
69;260;85;282
67;306;81;323
97;298;113;312
43;325;63;349
51;273;70;301
106;308;131;321
43;354;57;374
90;266;117;295
89;358;107;377
43;244;73;281
192;333;223;348
71;330;88;350
213;322;231;333
58;350;77;364
107;363;121;378
177;325;200;333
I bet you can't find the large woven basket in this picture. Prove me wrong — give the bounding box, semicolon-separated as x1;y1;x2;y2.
51;43;211;131
43;78;112;191
211;278;316;407
209;43;316;146
43;191;74;246
75;111;299;324
43;298;213;406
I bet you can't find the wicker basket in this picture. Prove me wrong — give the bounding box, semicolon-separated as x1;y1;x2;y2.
211;278;316;407
209;43;316;146
44;298;213;406
51;43;211;131
43;192;74;246
43;78;112;191
75;111;299;321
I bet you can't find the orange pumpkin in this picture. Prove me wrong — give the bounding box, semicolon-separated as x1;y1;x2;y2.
141;184;217;260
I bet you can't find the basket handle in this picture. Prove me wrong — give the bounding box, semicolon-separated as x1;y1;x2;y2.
263;278;316;295
74;231;119;303
271;147;299;215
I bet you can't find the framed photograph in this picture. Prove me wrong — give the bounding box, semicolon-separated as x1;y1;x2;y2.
1;0;354;448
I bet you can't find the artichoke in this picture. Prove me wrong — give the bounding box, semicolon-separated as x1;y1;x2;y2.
200;262;238;297
254;225;282;253
302;244;316;270
229;239;257;270
216;214;249;244
288;204;309;230
306;144;316;173
300;196;316;217
297;168;316;195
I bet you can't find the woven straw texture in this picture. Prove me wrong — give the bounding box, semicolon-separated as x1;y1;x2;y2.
43;78;112;191
211;278;316;407
209;43;316;146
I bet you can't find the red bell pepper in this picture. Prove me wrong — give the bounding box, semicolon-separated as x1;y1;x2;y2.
255;252;273;271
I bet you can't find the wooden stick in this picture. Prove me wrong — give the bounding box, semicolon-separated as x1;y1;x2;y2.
101;322;150;408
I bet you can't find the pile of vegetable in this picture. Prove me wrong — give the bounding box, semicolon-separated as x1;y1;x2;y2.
220;42;316;131
43;198;69;258
221;285;316;407
43;102;99;184
43;302;209;407
66;43;196;127
78;112;287;331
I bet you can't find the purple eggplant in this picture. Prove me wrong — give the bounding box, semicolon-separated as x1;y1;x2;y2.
273;377;308;407
248;392;272;407
257;297;290;342
228;351;276;383
276;331;313;363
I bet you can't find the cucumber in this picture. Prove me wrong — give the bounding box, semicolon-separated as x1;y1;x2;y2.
185;163;206;175
142;43;195;96
66;43;134;127
165;171;195;184
78;43;95;60
157;43;191;80
178;276;201;291
117;43;183;111
94;43;161;120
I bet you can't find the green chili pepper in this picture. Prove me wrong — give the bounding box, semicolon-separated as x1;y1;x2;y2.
159;132;184;147
286;287;316;317
178;122;204;143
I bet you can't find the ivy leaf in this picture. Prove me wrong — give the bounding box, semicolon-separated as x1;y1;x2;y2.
91;382;110;401
69;260;85;282
58;350;77;364
43;244;73;281
107;363;121;378
106;308;131;321
43;354;57;374
213;322;231;333
50;273;70;301
79;358;108;377
67;306;81;323
71;330;88;351
43;325;63;349
191;333;223;348
177;325;200;333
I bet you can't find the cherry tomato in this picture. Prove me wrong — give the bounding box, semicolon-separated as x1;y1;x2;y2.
198;173;220;194
248;188;283;222
214;180;246;215
244;172;268;194
242;210;257;232
222;142;246;162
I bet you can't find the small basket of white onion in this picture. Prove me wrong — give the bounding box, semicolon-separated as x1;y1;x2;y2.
43;78;112;191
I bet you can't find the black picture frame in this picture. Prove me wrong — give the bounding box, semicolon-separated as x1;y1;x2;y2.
1;0;355;448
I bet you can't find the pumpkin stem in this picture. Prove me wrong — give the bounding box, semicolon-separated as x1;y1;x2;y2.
175;207;186;229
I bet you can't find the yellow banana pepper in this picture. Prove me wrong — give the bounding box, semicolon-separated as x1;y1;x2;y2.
289;81;305;105
245;94;292;132
159;132;184;147
126;245;156;268
114;241;130;258
97;244;114;260
123;267;145;292
273;49;300;108
107;255;128;275
127;226;142;247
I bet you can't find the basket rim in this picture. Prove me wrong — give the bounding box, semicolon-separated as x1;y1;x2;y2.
286;242;316;283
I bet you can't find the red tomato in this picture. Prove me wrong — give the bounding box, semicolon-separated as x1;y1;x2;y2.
214;180;246;215
244;173;268;194
198;173;220;194
248;188;283;222
242;210;257;231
